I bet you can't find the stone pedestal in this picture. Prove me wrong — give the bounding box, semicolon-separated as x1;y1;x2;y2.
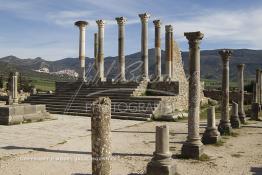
202;106;220;144
153;20;162;81
181;31;204;159
75;21;88;82
218;49;233;135
230;101;241;128
139;13;150;80
251;102;260;120
0;104;52;125
116;17;127;82
147;125;176;175
91;97;112;175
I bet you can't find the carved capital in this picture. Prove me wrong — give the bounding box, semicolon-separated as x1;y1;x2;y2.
237;64;245;70
184;31;204;49
153;20;161;28
115;17;127;25
74;21;88;28
219;49;233;62
96;20;105;27
165;25;173;33
139;13;150;22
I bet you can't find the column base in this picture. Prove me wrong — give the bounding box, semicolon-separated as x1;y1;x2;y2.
218;120;232;135
151;75;163;82
146;156;176;175
239;113;246;124
201;128;221;144
181;141;203;159
230;115;241;128
251;103;260;120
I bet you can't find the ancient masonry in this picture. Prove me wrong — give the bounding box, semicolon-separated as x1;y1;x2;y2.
25;13;195;121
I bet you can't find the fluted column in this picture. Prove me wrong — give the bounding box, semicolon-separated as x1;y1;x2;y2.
181;31;204;159
96;20;106;81
256;69;260;103
75;21;88;82
116;17;127;82
94;33;98;70
139;13;150;80
165;25;173;81
153;20;162;81
218;49;233;135
237;64;246;123
11;72;18;104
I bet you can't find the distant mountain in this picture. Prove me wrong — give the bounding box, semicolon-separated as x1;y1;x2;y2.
1;49;262;81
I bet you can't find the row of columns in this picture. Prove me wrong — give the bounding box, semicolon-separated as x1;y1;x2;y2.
75;13;175;82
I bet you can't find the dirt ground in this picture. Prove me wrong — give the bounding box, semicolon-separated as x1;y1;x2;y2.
0;114;262;175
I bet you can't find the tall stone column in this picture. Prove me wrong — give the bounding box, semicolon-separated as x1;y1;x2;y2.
146;125;176;175
139;13;150;80
75;21;88;82
91;97;112;175
202;106;220;144
237;64;246;123
94;33;98;70
256;69;260;103
218;49;233;135
181;31;204;159
153;20;162;81
11;72;18;104
116;17;127;82
96;20;106;81
165;25;173;81
260;70;262;105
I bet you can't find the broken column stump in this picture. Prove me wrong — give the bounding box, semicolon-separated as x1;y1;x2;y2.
230;101;241;128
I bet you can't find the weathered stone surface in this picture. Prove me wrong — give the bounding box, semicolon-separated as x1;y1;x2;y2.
0;104;51;125
153;20;162;81
230;101;241;128
218;49;233;135
251;102;260;120
146;125;176;175
91;97;112;175
181;31;204;159
237;64;246;123
202;106;220;144
96;20;106;82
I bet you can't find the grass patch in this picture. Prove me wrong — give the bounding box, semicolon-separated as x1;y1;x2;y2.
198;153;211;161
57;140;67;145
213;139;225;147
231;153;242;158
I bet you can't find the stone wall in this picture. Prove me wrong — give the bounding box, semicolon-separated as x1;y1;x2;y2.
204;89;253;105
147;81;179;96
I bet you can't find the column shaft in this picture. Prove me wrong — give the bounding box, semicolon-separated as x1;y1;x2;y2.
153;20;161;80
256;69;260;103
237;64;246;123
12;72;18;104
165;25;173;80
97;20;105;81
94;33;98;70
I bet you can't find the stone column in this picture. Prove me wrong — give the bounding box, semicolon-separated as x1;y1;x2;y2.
139;13;150;80
11;72;18;104
96;20;106;81
116;17;127;82
75;21;88;82
256;69;260;103
146;125;176;175
94;33;98;70
252;80;256;103
202;106;220;144
91;97;112;175
230;101;241;128
237;64;246;123
260;70;262;105
218;49;233;135
165;25;173;81
181;31;204;159
171;30;174;79
153;20;162;81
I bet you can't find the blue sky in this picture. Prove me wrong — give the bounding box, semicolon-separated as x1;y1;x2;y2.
0;0;261;60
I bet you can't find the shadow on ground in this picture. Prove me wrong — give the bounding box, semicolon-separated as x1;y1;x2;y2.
2;146;152;157
250;167;262;175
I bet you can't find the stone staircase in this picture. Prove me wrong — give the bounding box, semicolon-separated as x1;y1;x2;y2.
24;81;162;121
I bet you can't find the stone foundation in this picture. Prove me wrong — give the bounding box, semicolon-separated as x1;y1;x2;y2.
0;104;52;125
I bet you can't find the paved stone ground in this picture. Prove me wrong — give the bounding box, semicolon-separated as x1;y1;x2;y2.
0;114;262;175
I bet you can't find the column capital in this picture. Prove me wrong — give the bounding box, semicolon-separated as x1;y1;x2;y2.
256;68;261;72
139;13;150;22
237;64;245;69
165;25;173;33
96;20;106;27
153;20;161;28
219;49;233;61
74;21;88;28
184;31;204;42
115;17;127;25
